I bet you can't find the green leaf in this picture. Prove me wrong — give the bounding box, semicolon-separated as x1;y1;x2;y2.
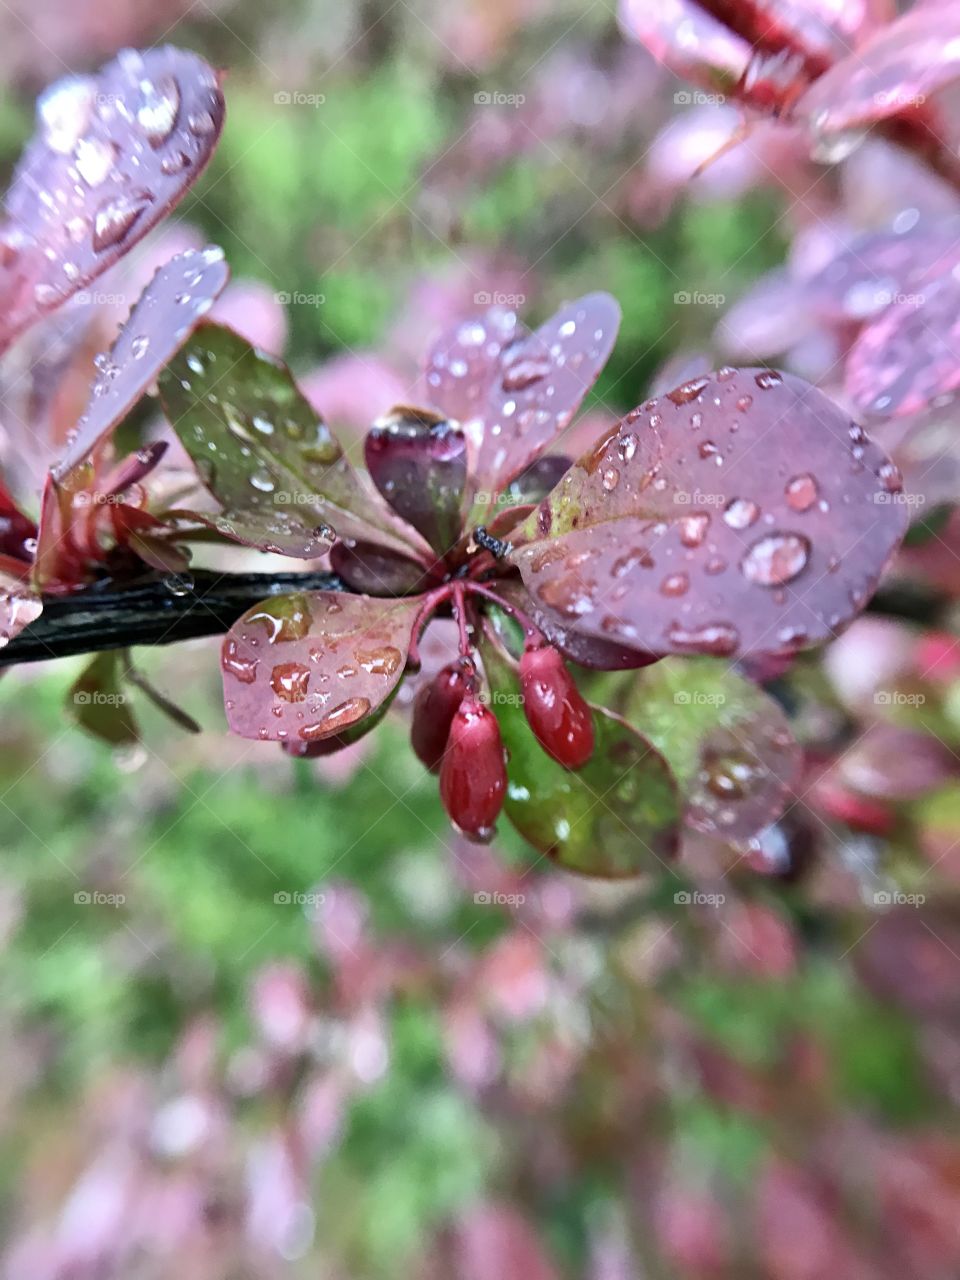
478;628;680;877
620;657;801;842
67;651;139;746
159;323;423;556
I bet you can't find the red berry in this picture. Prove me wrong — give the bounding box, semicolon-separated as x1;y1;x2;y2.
439;696;506;840
519;645;595;769
411;660;472;772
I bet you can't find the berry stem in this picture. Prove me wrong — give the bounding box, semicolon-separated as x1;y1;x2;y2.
406;583;454;669
467;582;543;646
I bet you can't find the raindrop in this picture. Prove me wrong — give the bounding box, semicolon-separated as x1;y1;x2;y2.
501;356;551;392
74;136;116;187
785;474;818;512
130;334;149;360
666;376;710;406
162;572;195;596
723;498;759;529
740;532;810;587
601;467;620;492
38;77;96;154
678;513;710;547
136;74;180;147
270;661;310;703
754;370;783;390
223;637;257;683
161;151;191;175
667;621;740;656
92;191;153;252
188;109;216;136
661;572;689;597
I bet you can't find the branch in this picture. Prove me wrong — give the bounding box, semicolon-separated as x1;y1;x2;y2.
0;569;348;668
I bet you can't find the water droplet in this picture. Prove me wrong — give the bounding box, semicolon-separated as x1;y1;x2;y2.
661;572;689;597
223;637;258;683
740;532;810;587
246;593;313;642
130;334;149;360
878;461;903;493
38;76;95;153
666;376;710;406
754;370;783;390
501;355;551;392
161;150;191;175
723;498;760;529
249;469;275;493
162;572;194;596
270;661;310;702
601;467;620;492
300;696;372;740
356;646;403;677
188;109;216;137
785;473;818;512
136;74;180;146
618;432;637;462
667;621;740;656
92;192;153;252
678;513;710;547
736;394;753;412
74;136;116;187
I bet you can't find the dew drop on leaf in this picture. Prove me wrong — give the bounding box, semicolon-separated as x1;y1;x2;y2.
740;533;810;587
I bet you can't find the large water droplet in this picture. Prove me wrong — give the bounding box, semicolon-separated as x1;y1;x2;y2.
92;191;153;252
136;74;180;147
74;136;116;187
270;661;310;702
39;76;95;154
785;474;818;512
678;513;710;547
740;532;810;587
666;376;710;406
723;498;760;529
501;355;551;392
667;621;740;656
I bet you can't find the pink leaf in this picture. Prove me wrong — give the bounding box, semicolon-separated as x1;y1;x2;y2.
0;46;225;354
52;246;229;480
221;590;418;743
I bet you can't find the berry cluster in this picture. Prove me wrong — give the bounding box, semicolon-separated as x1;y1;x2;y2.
410;576;594;841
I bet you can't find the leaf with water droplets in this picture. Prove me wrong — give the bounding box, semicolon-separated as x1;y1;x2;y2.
473;293;620;509
512;368;909;658
478;626;680;875
330;540;435;596
67;650;139;746
221;590;419;743
621;657;801;841
364;407;468;555
53;246;229;479
797;4;960;138
166;507;335;559
0;46;225;353
846;268;960;418
424;306;523;430
160;323;423;556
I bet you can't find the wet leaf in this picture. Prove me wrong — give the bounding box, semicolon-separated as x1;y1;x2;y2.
471;293;620;507
798;4;960;136
0;46;225;353
621;657;801;841
846;270;960;418
364;407;467;555
479;627;680;876
330;540;435;596
424;305;523;431
513;368;909;659
53;247;230;479
67;650;139;746
167;508;334;560
160;323;419;555
618;0;753;95
221;589;418;743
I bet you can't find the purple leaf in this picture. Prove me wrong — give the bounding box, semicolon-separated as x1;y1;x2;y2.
622;657;801;841
470;293;620;506
424;305;523;429
166;508;335;559
364;407;468;555
330;540;437;596
221;590;419;743
513;368;909;659
618;0;753;94
846;269;960;417
67;650;138;745
159;323;424;556
797;3;960;135
0;46;225;354
52;246;230;480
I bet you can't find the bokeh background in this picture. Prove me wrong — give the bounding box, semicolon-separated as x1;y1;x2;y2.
2;1;960;1276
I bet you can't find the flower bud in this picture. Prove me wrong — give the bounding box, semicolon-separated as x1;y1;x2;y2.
439;696;506;841
519;644;594;769
411;660;472;772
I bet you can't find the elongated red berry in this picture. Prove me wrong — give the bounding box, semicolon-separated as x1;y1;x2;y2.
439;696;506;841
519;644;594;769
411;660;473;772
